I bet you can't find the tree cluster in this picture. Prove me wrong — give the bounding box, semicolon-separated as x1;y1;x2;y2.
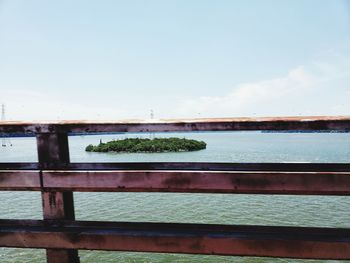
85;137;206;153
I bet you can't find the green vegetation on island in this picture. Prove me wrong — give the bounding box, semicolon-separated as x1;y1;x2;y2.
85;137;206;153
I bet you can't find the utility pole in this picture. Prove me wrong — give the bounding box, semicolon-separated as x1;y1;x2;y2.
150;109;154;139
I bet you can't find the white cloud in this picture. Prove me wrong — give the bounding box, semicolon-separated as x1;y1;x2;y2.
174;48;350;118
1;48;349;120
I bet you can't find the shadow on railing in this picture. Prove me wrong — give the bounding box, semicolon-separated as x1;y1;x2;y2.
1;116;350;263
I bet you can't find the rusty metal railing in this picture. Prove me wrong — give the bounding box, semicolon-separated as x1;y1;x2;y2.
1;116;350;263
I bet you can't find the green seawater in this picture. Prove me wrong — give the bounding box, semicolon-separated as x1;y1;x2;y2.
1;132;350;262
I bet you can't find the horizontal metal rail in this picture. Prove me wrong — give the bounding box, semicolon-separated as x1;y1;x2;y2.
2;162;350;172
1;219;350;260
1;170;350;195
0;170;41;190
1;116;350;134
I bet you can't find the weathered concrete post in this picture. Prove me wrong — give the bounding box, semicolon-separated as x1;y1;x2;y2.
36;133;80;263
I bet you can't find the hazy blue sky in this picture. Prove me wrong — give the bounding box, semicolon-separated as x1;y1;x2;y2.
1;0;349;120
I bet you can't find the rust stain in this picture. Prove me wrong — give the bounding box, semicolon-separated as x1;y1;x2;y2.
48;192;57;208
163;175;192;187
232;176;271;188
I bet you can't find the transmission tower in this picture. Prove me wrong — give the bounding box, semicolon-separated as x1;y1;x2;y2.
1;104;12;147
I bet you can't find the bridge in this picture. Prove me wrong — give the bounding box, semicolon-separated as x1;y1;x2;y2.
0;116;350;263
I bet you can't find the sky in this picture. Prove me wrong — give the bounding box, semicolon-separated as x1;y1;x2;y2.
0;0;350;120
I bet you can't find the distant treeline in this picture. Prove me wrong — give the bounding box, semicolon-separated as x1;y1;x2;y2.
0;134;34;138
261;130;349;133
85;137;207;153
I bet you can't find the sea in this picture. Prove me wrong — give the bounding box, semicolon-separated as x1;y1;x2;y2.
0;132;350;263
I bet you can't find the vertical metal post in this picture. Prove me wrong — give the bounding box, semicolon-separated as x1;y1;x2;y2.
36;133;80;263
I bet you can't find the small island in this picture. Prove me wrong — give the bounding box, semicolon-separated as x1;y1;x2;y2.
85;137;206;153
